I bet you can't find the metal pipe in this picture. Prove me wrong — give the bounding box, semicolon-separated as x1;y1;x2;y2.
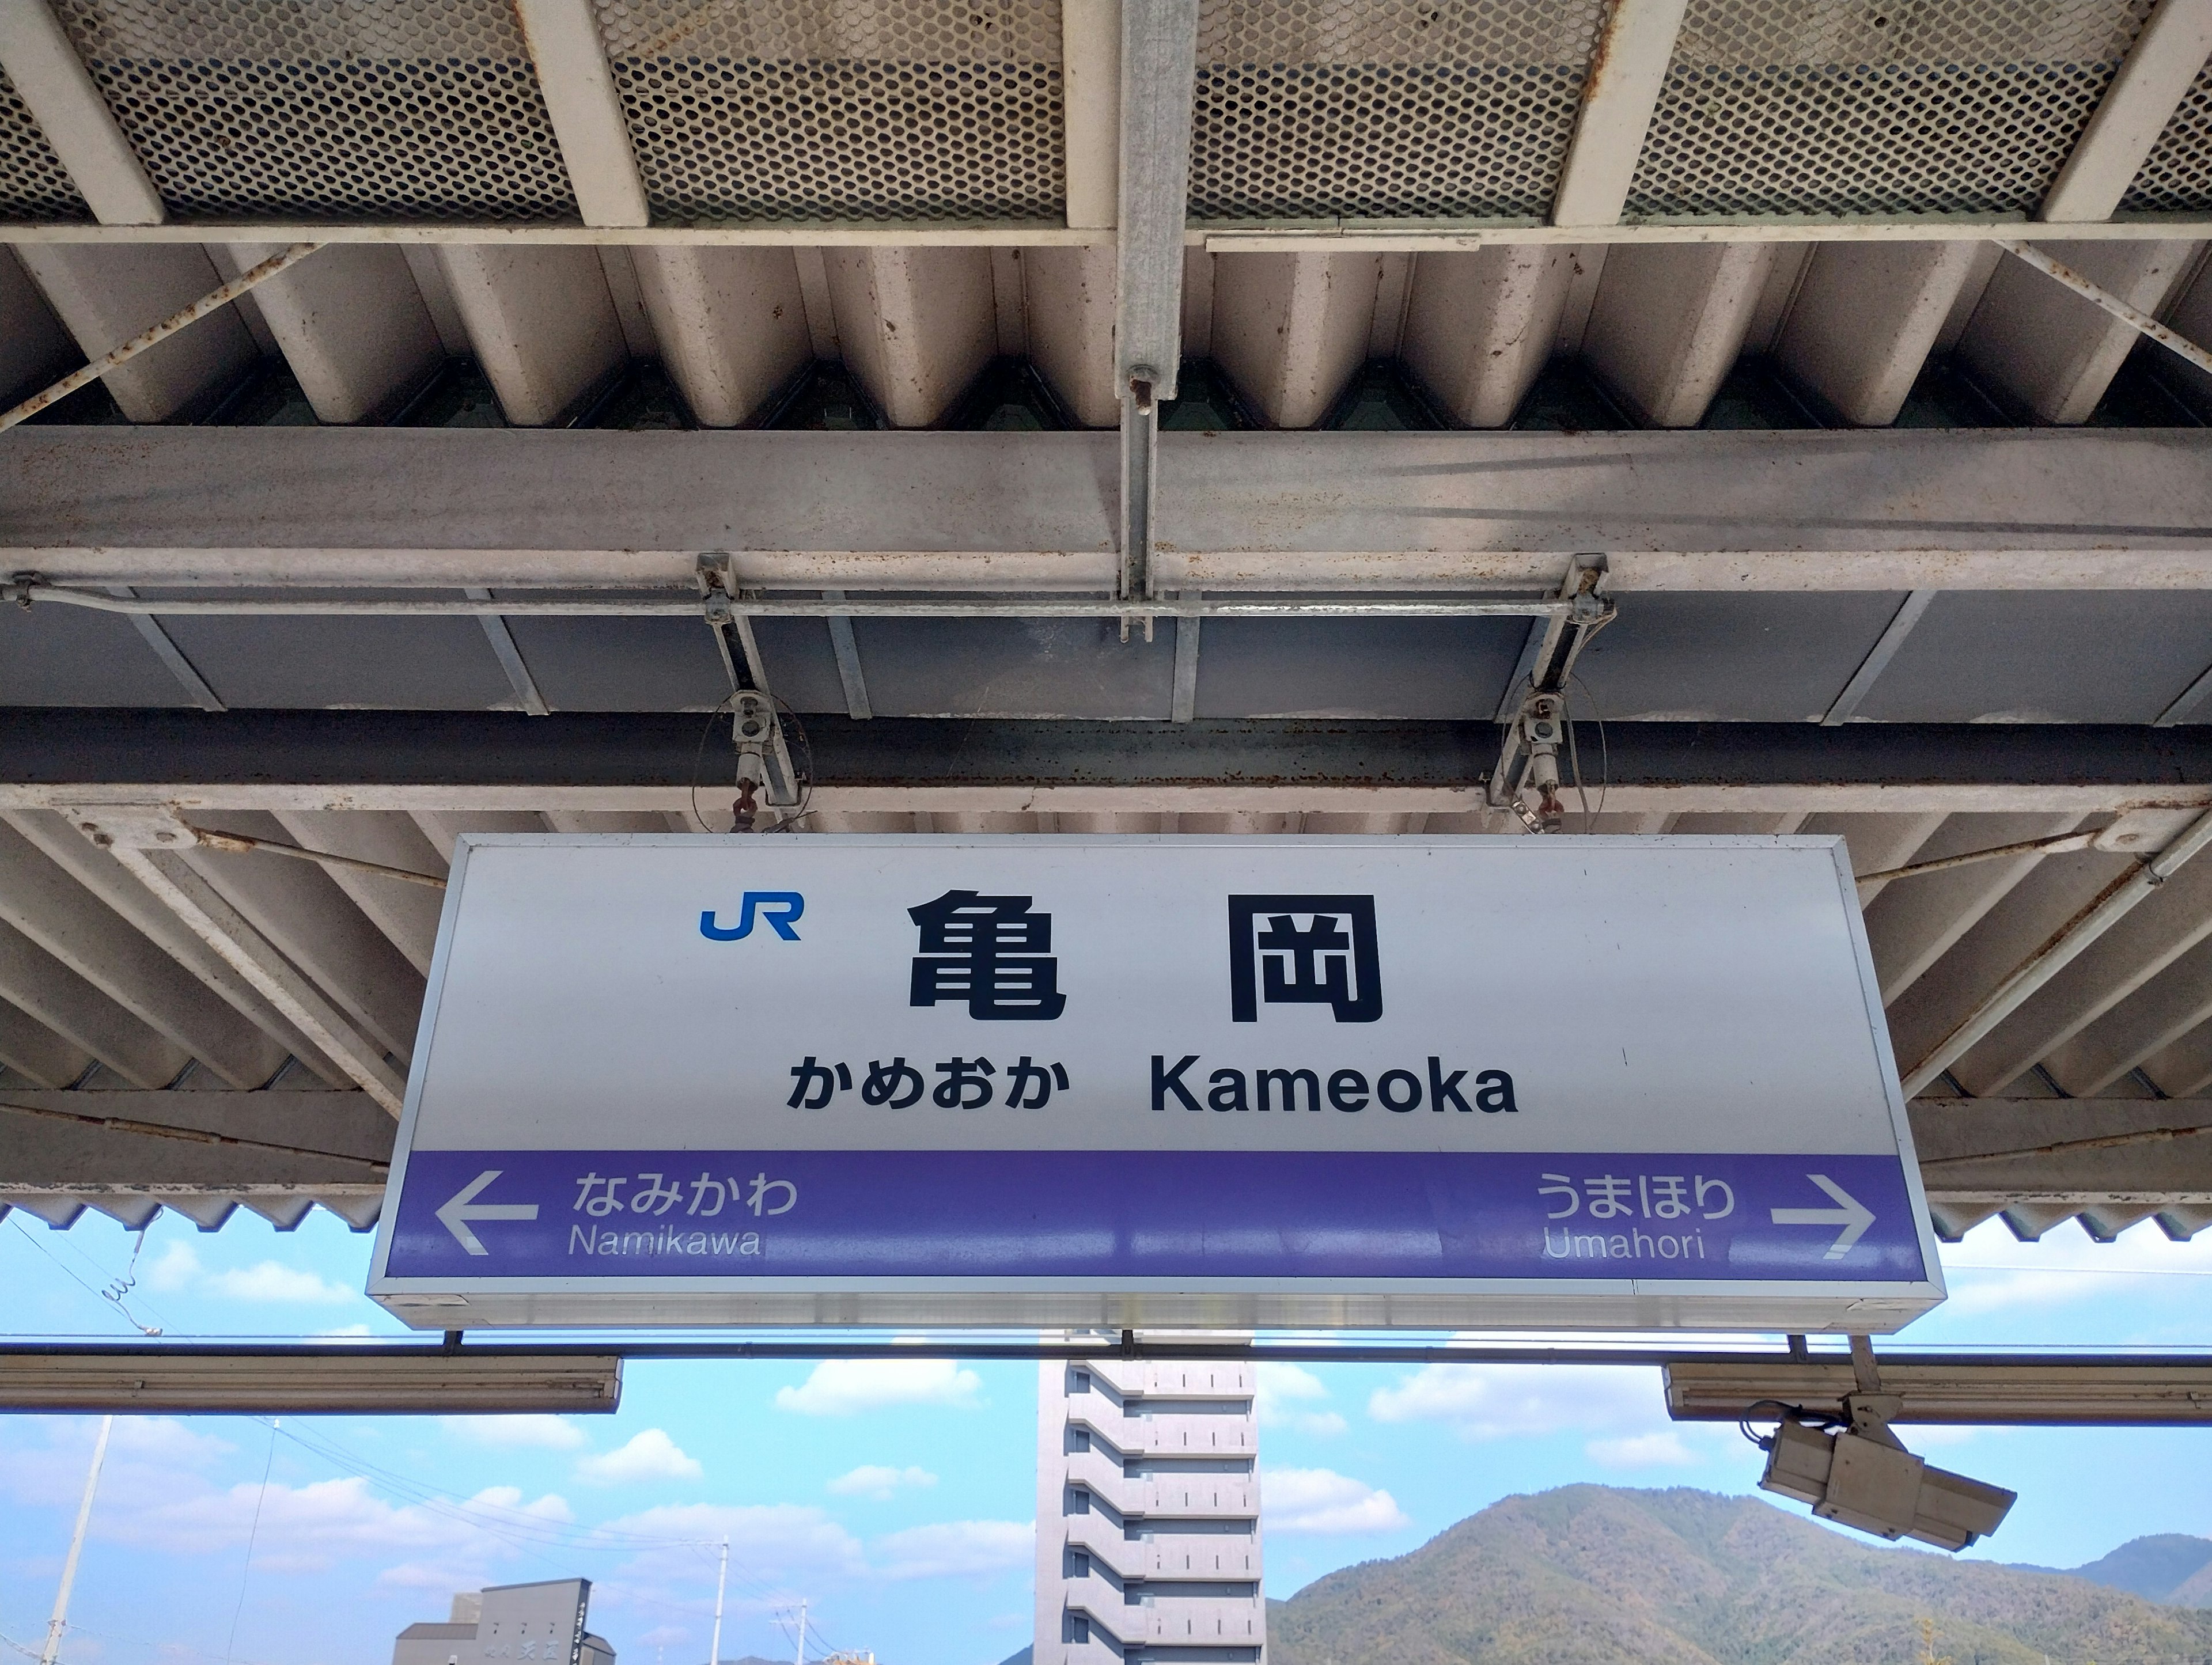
1900;807;2212;1097
1855;830;2098;887
1993;238;2212;380
187;826;446;889
0;243;323;432
1;583;1575;623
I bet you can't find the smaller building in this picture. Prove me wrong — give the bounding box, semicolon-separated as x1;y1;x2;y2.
394;1580;613;1665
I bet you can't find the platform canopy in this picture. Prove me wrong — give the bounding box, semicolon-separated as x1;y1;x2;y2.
1;0;2210;1253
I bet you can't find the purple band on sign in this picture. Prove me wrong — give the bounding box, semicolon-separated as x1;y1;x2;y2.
386;1150;1927;1284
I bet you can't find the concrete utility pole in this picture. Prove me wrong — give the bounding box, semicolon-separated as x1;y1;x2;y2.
793;1600;807;1665
709;1539;728;1665
39;1414;113;1665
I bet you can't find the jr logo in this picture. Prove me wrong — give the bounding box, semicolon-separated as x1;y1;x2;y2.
700;892;805;941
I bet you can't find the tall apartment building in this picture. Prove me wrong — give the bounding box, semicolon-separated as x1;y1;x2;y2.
1034;1357;1263;1665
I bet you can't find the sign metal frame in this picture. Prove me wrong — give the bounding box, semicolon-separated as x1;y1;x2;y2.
367;834;1947;1333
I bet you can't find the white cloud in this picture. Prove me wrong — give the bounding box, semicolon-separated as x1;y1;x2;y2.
774;1359;982;1416
143;1241;201;1293
597;1502;866;1583
443;1415;590;1451
1255;1363;1348;1437
873;1519;1033;1580
139;1240;355;1304
575;1429;703;1486
1261;1468;1410;1535
1368;1363;1666;1442
210;1261;358;1303
1;1420;575;1587
1586;1432;1698;1469
107;1472;569;1571
314;1323;374;1338
827;1465;937;1500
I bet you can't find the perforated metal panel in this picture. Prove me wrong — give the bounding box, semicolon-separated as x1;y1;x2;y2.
2122;60;2212;213
593;0;1063;222
51;0;575;219
1190;0;1607;221
1626;0;2154;218
0;68;88;221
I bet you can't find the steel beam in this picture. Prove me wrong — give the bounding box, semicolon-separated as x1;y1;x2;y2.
1909;1096;2212;1241
6;428;2212;596
1822;590;1938;726
0;0;163;226
1901;809;2212;1096
1949;848;2212;1095
0;818;286;1086
2;716;2209;820
465;586;551;716
1115;0;1196;403
0;1086;392;1230
108;586;224;711
1062;0;1120;230
821;590;874;720
55;809;406;1113
0;919;185;1087
1863;813;2093;1003
1551;0;1692;227
2040;0;2212;224
176;813;425;1063
2040;935;2212;1097
1;809;342;1082
1115;0;1197;601
0;1002;89;1088
266;811;446;977
512;0;650;230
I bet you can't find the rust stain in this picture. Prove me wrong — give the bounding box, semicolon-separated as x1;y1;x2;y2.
1582;0;1631;102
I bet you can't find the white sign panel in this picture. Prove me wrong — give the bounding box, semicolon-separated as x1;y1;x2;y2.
368;835;1945;1332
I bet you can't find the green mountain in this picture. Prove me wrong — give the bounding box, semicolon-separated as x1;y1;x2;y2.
2044;1535;2212;1608
1267;1486;2212;1665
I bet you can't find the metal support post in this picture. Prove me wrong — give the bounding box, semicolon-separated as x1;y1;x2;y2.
1120;376;1158;615
1113;0;1198;618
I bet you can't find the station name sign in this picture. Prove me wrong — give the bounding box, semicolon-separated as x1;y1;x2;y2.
368;835;1944;1332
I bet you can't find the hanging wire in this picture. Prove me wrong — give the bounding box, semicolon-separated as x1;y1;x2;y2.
1563;672;1611;835
99;1226;162;1337
224;1420;279;1665
1736;1397;1845;1451
7;1219;162;1336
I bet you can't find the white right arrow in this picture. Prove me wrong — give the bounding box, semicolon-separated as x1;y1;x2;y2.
1770;1173;1876;1260
436;1169;539;1257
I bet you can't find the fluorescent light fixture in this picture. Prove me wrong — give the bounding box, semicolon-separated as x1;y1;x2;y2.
0;1351;622;1414
1665;1359;2212;1425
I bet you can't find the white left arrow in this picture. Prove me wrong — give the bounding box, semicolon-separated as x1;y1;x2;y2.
1770;1173;1876;1260
437;1169;539;1256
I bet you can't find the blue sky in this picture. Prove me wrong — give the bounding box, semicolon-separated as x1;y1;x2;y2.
3;1211;2210;1665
